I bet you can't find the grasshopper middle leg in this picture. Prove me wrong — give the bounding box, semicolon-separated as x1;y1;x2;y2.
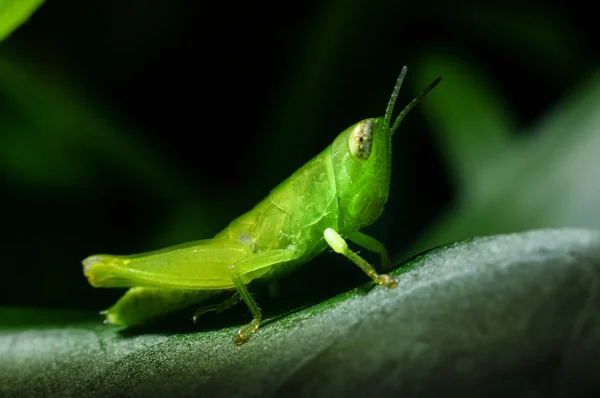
229;248;301;345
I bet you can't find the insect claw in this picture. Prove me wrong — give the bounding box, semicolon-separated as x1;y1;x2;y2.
233;329;249;345
376;273;398;288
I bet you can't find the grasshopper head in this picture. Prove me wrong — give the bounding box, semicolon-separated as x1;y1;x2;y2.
331;67;441;232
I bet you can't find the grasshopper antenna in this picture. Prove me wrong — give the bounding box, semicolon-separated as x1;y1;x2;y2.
384;66;407;130
390;75;442;135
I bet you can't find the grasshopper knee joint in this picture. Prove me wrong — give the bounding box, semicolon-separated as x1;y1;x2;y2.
324;228;347;254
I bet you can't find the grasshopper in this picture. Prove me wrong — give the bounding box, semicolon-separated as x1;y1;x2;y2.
83;67;441;344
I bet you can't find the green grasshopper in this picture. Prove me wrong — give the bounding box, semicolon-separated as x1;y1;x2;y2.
83;67;441;344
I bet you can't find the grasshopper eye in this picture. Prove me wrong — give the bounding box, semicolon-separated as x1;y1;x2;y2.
348;119;374;160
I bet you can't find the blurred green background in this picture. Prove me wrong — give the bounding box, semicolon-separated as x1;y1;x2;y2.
0;0;598;313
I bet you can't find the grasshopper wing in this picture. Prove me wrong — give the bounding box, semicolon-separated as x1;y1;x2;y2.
82;238;253;290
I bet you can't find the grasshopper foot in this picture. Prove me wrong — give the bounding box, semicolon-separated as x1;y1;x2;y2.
233;318;261;345
233;328;250;345
375;273;398;288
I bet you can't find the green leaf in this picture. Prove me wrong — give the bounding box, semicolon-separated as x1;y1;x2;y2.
414;53;516;199
0;57;194;200
446;3;584;78
407;64;600;259
0;0;44;41
2;228;600;397
0;54;230;247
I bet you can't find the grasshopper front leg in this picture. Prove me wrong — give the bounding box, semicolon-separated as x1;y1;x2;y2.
324;228;398;288
346;231;392;271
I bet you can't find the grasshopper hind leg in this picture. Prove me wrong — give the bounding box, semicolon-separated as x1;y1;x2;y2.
192;292;242;322
103;288;225;326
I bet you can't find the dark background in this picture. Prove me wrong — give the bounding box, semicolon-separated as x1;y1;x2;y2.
0;0;597;312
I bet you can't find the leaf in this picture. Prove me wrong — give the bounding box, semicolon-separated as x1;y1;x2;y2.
0;0;44;41
414;53;517;198
444;3;583;78
0;56;196;200
2;228;600;397
407;60;600;259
